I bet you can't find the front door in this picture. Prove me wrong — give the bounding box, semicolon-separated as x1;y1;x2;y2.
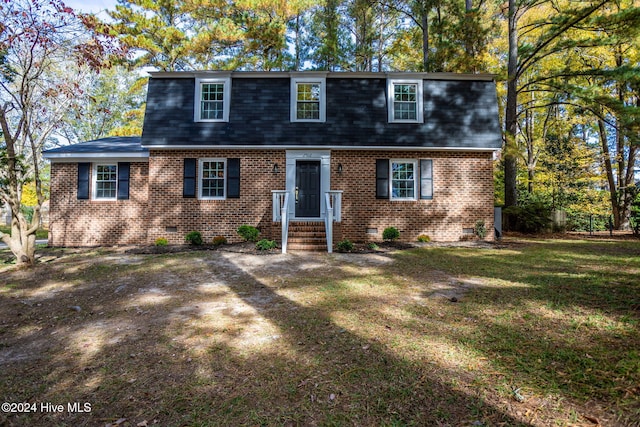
295;160;321;217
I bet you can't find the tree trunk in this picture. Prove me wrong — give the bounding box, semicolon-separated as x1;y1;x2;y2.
294;15;301;71
421;2;429;71
2;212;37;267
0;105;39;267
597;118;621;228
504;0;518;209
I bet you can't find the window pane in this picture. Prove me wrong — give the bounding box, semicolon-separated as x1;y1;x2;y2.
95;165;117;199
200;83;224;120
297;83;320;101
201;160;225;198
393;84;418;120
391;162;415;199
296;83;321;120
297;101;320;120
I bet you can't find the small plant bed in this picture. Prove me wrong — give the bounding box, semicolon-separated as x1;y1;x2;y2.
125;241;281;256
333;240;418;253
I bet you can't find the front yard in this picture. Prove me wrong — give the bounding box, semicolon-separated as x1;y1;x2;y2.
1;237;638;426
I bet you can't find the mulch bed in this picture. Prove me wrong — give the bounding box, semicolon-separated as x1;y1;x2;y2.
122;240;483;256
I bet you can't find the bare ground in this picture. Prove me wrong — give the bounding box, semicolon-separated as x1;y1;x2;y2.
0;241;634;426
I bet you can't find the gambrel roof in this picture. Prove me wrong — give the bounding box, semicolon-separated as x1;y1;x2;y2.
141;71;502;151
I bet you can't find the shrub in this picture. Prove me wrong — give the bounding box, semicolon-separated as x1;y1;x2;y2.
212;235;227;246
154;237;168;247
417;234;431;243
382;226;400;241
474;220;487;239
336;239;354;252
367;242;379;250
503;195;551;233
631;191;640;235
185;231;203;245
255;239;277;251
237;225;260;242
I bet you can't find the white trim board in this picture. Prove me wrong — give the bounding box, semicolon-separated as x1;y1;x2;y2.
286;150;331;220
45;154;149;163
142;144;500;152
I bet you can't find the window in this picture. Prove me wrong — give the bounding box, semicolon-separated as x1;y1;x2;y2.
387;79;424;123
93;164;117;200
199;158;226;200
195;77;231;122
376;159;432;200
291;77;326;122
391;160;417;200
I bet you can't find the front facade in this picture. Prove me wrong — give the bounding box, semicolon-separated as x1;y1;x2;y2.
45;72;501;248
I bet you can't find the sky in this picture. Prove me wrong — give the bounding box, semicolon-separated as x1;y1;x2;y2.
63;0;118;18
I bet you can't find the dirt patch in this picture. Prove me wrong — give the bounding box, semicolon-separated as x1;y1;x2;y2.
1;240;635;426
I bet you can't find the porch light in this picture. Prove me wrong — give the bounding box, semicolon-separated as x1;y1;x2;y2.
272;163;279;174
337;163;343;174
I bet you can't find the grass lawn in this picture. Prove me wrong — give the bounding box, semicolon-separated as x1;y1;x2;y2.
0;237;638;426
0;225;48;240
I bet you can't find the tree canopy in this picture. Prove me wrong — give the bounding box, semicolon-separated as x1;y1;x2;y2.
2;0;640;267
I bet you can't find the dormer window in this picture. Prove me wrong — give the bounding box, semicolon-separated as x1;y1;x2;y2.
291;77;326;122
387;79;424;123
195;77;231;122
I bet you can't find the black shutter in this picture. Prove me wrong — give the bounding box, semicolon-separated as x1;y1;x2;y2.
77;162;90;200
183;158;197;198
420;159;433;200
227;158;240;198
117;162;130;200
376;159;389;199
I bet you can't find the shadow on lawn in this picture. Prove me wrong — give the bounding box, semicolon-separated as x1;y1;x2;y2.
392;239;640;424
0;250;529;426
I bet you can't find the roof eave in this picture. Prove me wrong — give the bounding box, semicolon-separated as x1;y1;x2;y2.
43;151;149;162
147;71;496;82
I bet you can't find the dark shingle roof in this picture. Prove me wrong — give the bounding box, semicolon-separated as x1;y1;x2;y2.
141;73;502;151
43;136;147;158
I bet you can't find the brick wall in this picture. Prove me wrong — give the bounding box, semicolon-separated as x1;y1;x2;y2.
49;149;494;246
330;150;495;242
147;150;286;245
49;162;149;246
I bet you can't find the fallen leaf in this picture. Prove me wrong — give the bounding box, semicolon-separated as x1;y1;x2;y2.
137;421;149;427
583;414;599;424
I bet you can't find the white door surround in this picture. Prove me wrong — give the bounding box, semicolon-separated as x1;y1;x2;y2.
285;150;331;220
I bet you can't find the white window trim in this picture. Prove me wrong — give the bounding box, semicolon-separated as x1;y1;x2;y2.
390;159;418;201
92;163;118;201
194;77;231;122
387;79;424;123
290;77;326;123
198;158;227;200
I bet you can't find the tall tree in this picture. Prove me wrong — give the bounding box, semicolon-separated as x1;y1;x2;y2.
0;0;120;266
380;0;435;71
307;0;351;70
509;0;640;227
109;0;194;71
501;0;611;212
59;66;147;142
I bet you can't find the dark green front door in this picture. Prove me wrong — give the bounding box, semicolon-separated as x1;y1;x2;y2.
295;160;321;217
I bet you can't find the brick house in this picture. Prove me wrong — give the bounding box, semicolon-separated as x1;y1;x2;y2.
44;71;502;251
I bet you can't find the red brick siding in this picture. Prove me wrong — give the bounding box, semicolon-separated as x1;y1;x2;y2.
147;150;286;245
48;150;494;246
49;162;149;246
330;151;495;242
